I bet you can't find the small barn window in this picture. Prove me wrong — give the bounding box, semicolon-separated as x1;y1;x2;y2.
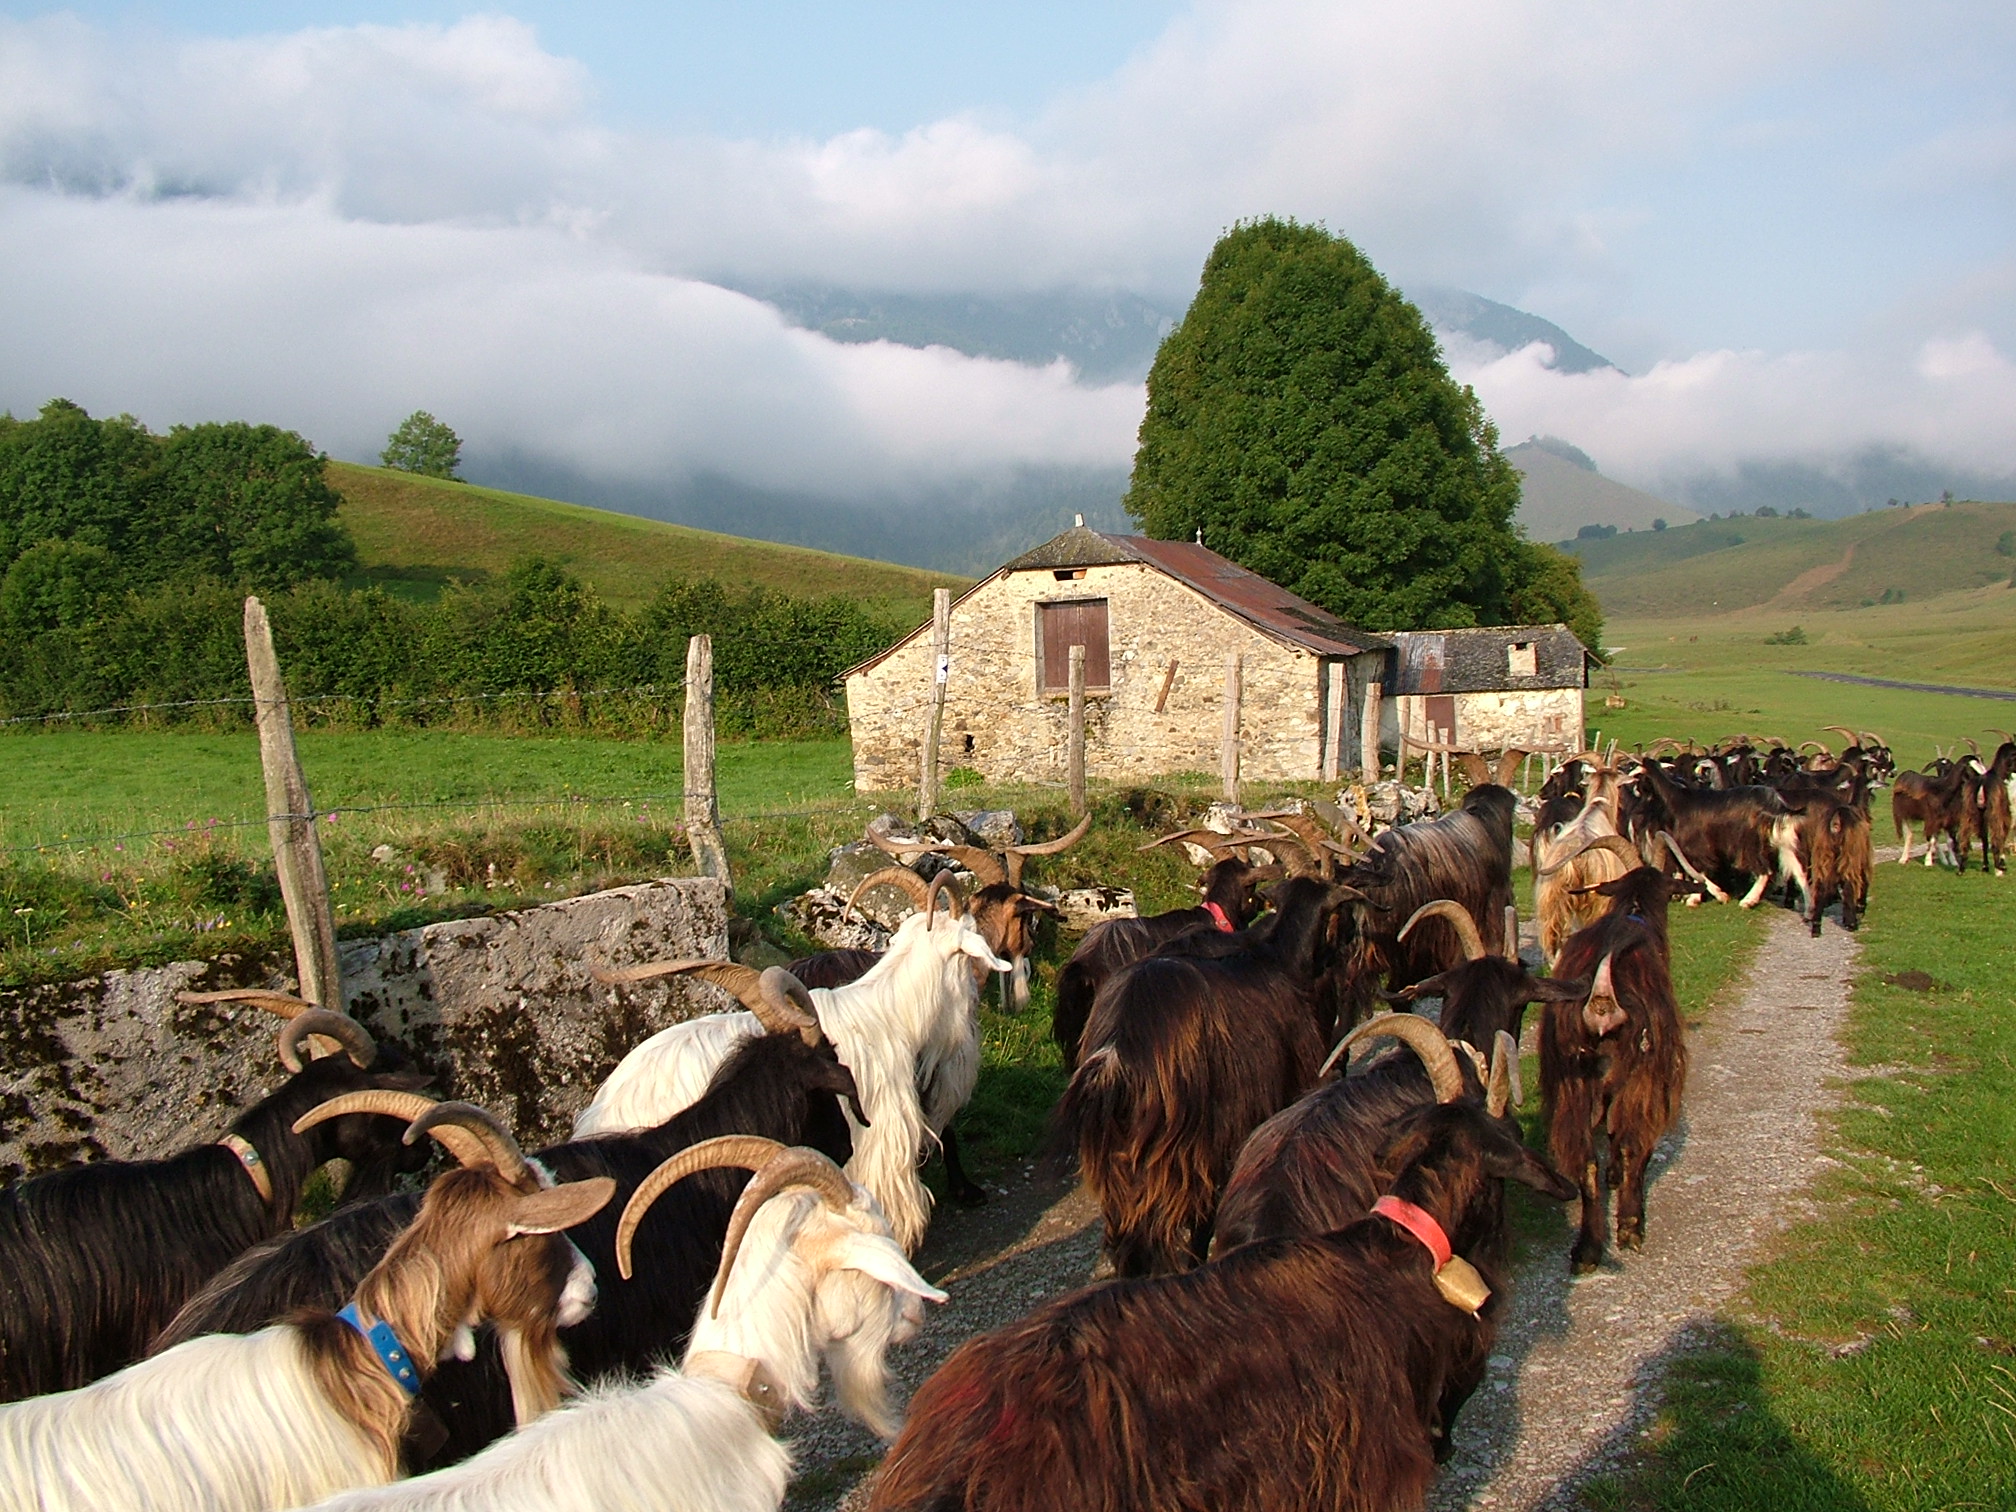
1037;599;1111;693
1507;641;1538;677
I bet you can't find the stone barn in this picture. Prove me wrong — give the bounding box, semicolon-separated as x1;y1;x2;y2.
843;525;1390;790
1382;625;1594;762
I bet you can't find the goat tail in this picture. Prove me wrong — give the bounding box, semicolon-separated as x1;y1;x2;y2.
1050;962;1097;1071
1053;1047;1208;1277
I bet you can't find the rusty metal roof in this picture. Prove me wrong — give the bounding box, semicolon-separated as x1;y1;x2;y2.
846;526;1388;679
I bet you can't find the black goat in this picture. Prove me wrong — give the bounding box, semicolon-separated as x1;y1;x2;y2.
871;1097;1577;1512
1214;902;1587;1259
1053;875;1361;1277
0;1008;429;1402
1541;867;1689;1272
1327;784;1518;1028
1051;855;1273;1069
150;1029;861;1470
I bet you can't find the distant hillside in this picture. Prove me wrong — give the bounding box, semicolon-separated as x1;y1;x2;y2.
1506;440;1697;541
329;464;964;620
1410;288;1618;374
1568;500;2016;618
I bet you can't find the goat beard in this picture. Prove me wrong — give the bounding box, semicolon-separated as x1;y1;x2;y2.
498;1323;577;1426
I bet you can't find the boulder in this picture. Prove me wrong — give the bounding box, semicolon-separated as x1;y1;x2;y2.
1053;887;1137;933
778;888;893;952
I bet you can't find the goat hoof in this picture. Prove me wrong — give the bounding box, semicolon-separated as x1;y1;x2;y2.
1570;1245;1605;1274
1616;1223;1644;1252
949;1182;990;1208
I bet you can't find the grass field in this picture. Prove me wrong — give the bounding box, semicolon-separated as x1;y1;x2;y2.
1595;864;2016;1510
329;462;964;619
1570;500;2016;619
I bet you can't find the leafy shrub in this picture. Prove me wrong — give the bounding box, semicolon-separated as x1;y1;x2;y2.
945;765;985;789
1764;626;1808;645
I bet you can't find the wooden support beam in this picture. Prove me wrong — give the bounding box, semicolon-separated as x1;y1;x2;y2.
1153;658;1179;714
1322;661;1346;784
918;588;950;821
243;597;341;1010
1360;679;1383;781
1067;644;1087;816
1221;651;1243;802
683;634;731;892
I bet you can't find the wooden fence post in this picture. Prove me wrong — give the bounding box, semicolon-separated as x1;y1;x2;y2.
243;597;341;1010
1221;651;1243;802
918;588;950;821
684;634;731;892
1067;644;1087;816
1322;661;1346;784
1360;679;1382;782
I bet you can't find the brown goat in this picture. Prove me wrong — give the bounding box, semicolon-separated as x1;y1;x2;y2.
870;1098;1577;1512
1540;869;1689;1272
1794;796;1873;934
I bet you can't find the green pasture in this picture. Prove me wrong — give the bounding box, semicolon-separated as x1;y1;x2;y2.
330;462;962;620
1599;864;2016;1510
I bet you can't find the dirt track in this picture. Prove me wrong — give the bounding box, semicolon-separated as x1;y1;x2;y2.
789;907;1855;1510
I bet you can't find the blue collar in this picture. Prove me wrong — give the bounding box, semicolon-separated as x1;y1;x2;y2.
337;1303;422;1397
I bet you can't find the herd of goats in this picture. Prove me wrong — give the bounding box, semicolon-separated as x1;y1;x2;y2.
0;722;1997;1510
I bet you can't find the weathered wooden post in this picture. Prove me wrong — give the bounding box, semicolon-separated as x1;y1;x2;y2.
1221;651;1243;802
1067;643;1087;816
243;597;341;1009
1361;678;1383;781
1322;661;1346;784
683;634;731;892
918;588;950;821
1505;903;1520;962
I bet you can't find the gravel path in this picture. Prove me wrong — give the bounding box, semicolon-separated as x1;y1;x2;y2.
786;905;1855;1509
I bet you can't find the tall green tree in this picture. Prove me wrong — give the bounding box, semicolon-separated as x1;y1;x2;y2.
1125;218;1601;649
381;411;463;480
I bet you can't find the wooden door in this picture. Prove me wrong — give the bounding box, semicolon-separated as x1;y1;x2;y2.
1039;600;1110;692
1424;694;1456;748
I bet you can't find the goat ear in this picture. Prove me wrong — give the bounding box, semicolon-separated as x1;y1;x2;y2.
1526;975;1593;1004
1482;1136;1579;1203
508;1176;616;1236
959;933;1013;972
836;1232;949;1305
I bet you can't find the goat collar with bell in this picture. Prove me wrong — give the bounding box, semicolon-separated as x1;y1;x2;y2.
1202;900;1236;932
337;1303;423;1397
1372;1196;1491;1315
686;1350;786;1432
217;1132;274;1206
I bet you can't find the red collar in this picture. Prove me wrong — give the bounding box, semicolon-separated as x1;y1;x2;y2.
1202;900;1236;932
1372;1195;1452;1268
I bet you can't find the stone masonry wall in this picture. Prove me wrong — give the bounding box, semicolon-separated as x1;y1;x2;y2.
0;877;730;1181
1382;688;1585;756
847;563;1367;790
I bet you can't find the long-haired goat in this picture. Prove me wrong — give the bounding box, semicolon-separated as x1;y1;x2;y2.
0;1001;430;1403
296;1137;946;1512
1541;867;1690;1272
576;886;1008;1253
0;1103;613;1512
870;1097;1577;1512
1327;784;1518;1028
1051;853;1276;1069
1214;902;1588;1260
1054;875;1363;1277
1635;761;1808;906
152;1029;863;1471
1531;760;1639;964
1790;794;1873;934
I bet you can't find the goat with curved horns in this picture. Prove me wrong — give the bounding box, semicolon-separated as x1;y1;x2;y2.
299;1137;945;1512
0;996;431;1404
578;884;1008;1253
0;1095;614;1512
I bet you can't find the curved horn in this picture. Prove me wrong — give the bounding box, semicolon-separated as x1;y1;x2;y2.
1823;726;1859;745
1317;1012;1466;1102
845;867;931;921
292;1091;527;1187
867;830;954;860
1536;833;1643;880
593;957;763;1005
704;1147;856;1316
1486;1030;1520;1117
943;847;1009;887
1006;812;1093;857
277;1009;377;1071
1964;736;1982;755
926;870;965;928
1397;900;1486;963
293;1088;439;1138
1798;741;1831;756
753;967;823;1046
402;1101;536;1189
175;988;316;1018
614;1138;851;1293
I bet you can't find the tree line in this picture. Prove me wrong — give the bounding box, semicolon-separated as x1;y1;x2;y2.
0;402;897;739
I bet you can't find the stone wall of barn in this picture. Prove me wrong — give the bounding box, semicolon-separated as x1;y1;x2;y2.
0;877;731;1181
846;562;1366;790
1383;688;1585;754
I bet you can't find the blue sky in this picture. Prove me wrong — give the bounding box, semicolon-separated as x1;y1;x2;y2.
0;2;2010;513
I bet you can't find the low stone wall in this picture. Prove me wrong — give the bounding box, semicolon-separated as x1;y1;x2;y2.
0;877;731;1182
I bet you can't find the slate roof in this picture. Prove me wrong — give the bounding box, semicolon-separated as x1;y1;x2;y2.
1384;625;1592;694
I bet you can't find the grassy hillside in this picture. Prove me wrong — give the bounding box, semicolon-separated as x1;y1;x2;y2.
1570;500;2016;618
330;463;965;619
1507;442;1699;542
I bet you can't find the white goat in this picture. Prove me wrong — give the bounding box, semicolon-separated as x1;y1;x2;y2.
579;899;1008;1254
298;1136;946;1512
0;1119;614;1512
